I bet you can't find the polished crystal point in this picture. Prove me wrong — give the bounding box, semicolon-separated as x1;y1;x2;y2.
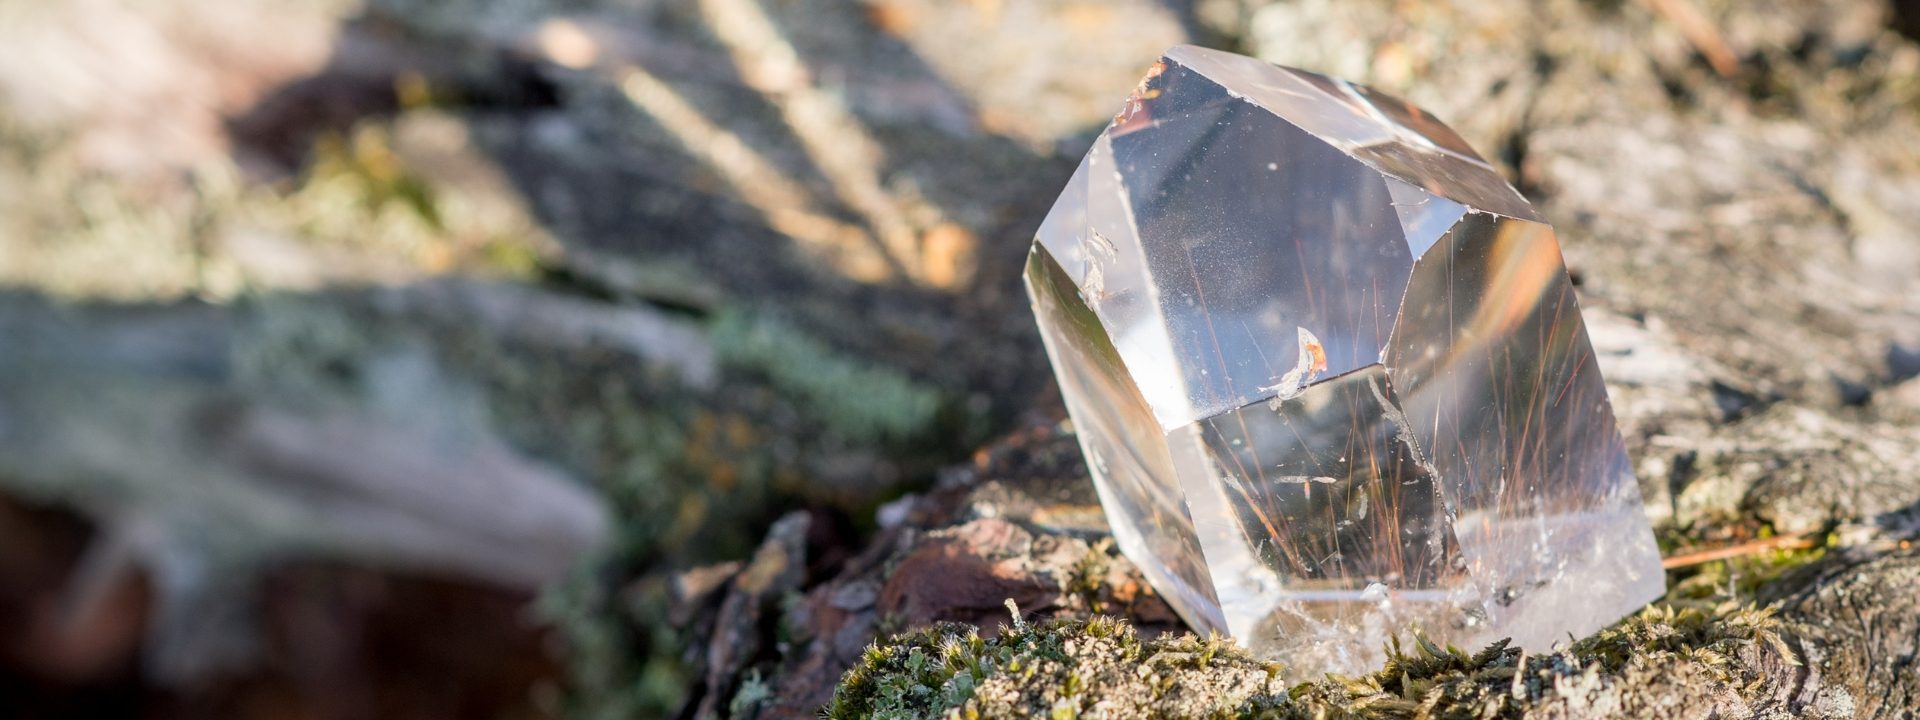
1026;45;1663;676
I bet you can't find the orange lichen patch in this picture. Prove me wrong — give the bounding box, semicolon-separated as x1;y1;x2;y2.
976;106;1029;138
669;493;713;547
1060;4;1114;32
864;0;919;34
708;463;740;494
723;414;759;450
684;411;761;492
415;240;456;273
966;0;1006;25
919;222;977;289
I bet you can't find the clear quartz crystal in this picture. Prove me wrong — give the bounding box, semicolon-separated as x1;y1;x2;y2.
1026;45;1663;676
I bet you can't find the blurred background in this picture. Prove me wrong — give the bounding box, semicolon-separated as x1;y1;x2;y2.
1;0;1917;718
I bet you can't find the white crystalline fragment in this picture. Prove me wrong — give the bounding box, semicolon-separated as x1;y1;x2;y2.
1262;326;1326;409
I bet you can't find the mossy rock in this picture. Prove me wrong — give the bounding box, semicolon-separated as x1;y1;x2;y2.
828;602;1827;719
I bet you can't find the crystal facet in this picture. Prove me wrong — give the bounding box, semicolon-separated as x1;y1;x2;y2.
1026;45;1663;676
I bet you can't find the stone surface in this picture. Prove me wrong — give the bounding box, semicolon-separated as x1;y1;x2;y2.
1026;45;1661;676
1771;545;1920;719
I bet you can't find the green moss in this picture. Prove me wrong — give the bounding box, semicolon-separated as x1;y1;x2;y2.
1;110;557;302
728;670;775;720
301;125;444;233
827;612;1284;720
709;309;943;445
1278;603;1795;719
828;623;998;720
1668;544;1829;601
831;603;1798;719
1065;541;1113;612
1662;523;1837;601
1568;602;1796;678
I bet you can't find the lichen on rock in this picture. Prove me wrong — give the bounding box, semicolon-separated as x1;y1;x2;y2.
827;613;1287;720
829;602;1836;720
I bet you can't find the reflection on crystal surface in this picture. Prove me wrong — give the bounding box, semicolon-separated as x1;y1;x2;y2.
1106;59;1413;427
1158;46;1537;222
1024;44;1662;677
1384;178;1468;258
1383;214;1664;649
1026;247;1226;633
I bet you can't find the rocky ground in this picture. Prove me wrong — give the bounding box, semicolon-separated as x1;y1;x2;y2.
1;0;1917;718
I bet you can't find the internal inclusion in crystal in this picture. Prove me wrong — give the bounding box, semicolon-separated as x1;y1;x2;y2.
1195;365;1460;599
1191;364;1483;656
1024;44;1664;677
